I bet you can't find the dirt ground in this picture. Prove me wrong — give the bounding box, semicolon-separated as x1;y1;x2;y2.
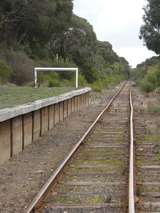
133;86;160;212
0;85;121;213
133;87;160;133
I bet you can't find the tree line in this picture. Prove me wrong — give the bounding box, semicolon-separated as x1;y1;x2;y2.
133;0;160;93
0;0;130;88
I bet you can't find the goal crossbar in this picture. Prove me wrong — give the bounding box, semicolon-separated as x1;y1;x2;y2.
34;67;79;88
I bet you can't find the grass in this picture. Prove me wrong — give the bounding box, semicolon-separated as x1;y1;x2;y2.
87;195;105;204
147;106;160;113
0;85;74;109
144;135;160;142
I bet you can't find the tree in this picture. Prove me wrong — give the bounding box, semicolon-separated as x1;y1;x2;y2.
140;0;160;54
53;15;98;82
96;41;119;65
0;0;73;48
0;0;130;85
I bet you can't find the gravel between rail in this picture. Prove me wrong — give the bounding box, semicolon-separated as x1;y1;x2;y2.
0;84;121;213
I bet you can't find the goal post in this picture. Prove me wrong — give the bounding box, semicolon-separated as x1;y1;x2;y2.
34;67;79;89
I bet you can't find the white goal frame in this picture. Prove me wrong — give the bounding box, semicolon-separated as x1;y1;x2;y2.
34;67;79;88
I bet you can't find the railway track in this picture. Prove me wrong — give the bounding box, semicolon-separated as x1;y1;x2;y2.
25;83;135;213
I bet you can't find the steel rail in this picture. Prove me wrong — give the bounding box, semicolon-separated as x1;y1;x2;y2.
129;90;135;213
25;83;125;213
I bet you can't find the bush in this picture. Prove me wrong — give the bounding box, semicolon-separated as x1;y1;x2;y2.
37;72;61;87
83;67;99;83
79;73;87;87
92;80;103;92
48;78;60;87
140;79;155;93
91;73;124;92
0;59;12;83
140;64;160;92
6;51;34;85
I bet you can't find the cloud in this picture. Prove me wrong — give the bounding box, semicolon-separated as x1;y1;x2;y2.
73;0;156;67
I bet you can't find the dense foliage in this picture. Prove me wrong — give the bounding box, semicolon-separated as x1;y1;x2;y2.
0;0;129;89
132;56;160;92
140;64;160;92
137;0;160;93
140;0;160;54
0;0;73;48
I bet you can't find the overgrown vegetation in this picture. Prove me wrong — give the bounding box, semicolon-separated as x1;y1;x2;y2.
0;0;130;90
132;56;160;93
133;0;160;93
140;64;160;92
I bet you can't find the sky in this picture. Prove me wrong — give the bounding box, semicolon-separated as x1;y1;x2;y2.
73;0;156;68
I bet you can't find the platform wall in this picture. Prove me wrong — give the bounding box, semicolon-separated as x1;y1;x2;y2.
0;88;91;165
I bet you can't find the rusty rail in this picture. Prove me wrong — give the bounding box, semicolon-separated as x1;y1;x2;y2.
129;90;135;213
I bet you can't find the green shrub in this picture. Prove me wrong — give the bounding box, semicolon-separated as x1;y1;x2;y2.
140;79;155;92
139;64;160;92
79;74;87;87
92;80;103;92
91;73;124;92
38;72;61;87
48;78;60;87
0;59;12;83
146;65;160;86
